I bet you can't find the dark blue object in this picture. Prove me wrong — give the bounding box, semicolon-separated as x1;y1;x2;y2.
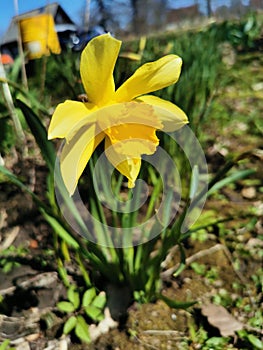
72;26;107;52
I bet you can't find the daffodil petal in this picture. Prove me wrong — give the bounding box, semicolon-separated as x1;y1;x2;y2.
104;124;159;158
48;100;97;140
80;33;121;106
136;95;188;132
105;136;141;188
60;101;162;144
60;123;104;195
97;102;161;157
115;55;182;102
97;101;162;131
111;138;158;159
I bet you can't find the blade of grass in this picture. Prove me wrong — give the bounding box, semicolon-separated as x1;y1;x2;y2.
208;168;255;195
0;65;25;149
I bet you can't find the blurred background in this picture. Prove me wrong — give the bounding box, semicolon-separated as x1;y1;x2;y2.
0;0;262;60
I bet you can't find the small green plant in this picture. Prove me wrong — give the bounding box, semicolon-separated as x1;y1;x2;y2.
202;336;231;350
57;285;106;343
237;330;263;350
190;262;206;276
0;245;27;273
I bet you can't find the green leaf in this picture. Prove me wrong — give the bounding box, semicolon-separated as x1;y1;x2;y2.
173;243;186;277
92;291;106;309
82;288;96;307
247;334;263;349
0;340;10;350
158;185;174;228
67;286;80;309
205;336;230;347
159;294;197;310
15;99;56;172
57;258;71;287
2;74;49;115
208;169;255;196
190;262;206;275
189;165;199;199
15;101;90;243
85;305;103;321
75;315;91;343
41;211;79;249
63;315;77;334
0;165;40;204
0;165;55;218
57;301;75;313
0;166;80;252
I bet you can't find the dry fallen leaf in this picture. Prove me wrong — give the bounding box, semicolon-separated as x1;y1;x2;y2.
201;303;243;337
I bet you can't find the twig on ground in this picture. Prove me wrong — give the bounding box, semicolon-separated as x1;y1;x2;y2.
142;329;185;338
0;226;20;251
0;270;58;296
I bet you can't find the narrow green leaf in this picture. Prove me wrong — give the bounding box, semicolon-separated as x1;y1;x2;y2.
160;186;174;228
75;252;91;287
63;315;77;334
148;165;158;185
41;211;79;249
89;197;108;246
0;165;49;212
15;99;56;172
189;165;199;199
173;244;186;277
126;246;135;276
61;240;71;262
145;177;162;220
57;301;75;313
57;257;71;287
16;101;94;247
2;75;49;115
75;315;91;343
0;165;82;251
67;286;80;309
0;339;10;350
208;169;255;196
82;288;96;307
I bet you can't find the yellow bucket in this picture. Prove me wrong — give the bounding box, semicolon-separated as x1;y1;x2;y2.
19;14;61;59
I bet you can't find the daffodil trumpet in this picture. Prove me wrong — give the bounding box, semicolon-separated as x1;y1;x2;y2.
48;33;188;195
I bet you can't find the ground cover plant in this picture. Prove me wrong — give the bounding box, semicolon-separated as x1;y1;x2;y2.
0;12;262;349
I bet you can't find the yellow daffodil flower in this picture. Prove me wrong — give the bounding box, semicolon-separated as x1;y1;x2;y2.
48;33;188;195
